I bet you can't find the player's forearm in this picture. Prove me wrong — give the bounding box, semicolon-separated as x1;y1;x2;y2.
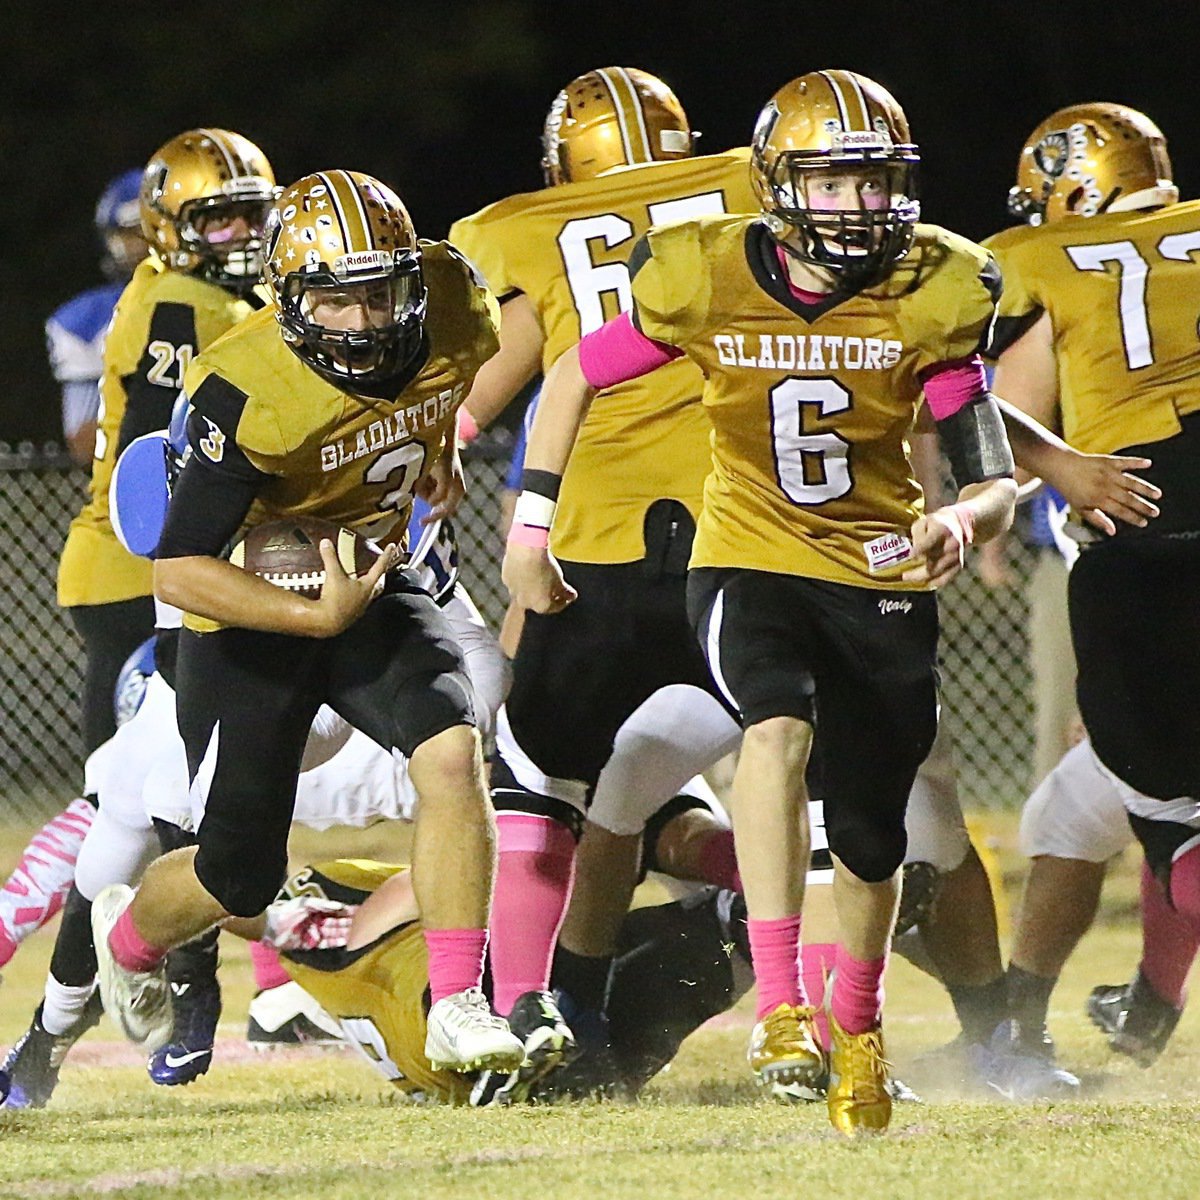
994;395;1069;475
462;320;543;431
522;345;595;478
154;555;322;636
950;477;1018;545
346;868;418;950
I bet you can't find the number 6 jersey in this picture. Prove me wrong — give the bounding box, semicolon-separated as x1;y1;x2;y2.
628;215;998;588
985;200;1200;455
449;149;757;564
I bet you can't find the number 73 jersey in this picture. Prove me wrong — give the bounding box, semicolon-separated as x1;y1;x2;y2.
984;199;1200;455
629;215;998;588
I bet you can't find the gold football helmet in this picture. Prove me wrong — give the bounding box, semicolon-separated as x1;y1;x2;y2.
140;129;277;293
541;67;695;187
1007;103;1177;226
750;70;920;286
264;170;427;387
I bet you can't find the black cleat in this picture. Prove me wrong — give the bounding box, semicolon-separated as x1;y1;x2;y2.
470;990;578;1106
1088;970;1182;1068
1;993;103;1109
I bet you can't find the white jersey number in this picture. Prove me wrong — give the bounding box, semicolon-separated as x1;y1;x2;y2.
769;377;854;506
365;442;427;514
1066;231;1200;370
340;1016;403;1082
559;191;727;335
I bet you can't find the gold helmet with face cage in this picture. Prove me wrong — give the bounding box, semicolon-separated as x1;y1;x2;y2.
541;67;695;187
1008;103;1177;226
263;170;427;387
140;128;277;292
749;70;920;286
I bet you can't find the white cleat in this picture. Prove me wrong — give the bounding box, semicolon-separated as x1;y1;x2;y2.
90;885;173;1052
424;987;524;1074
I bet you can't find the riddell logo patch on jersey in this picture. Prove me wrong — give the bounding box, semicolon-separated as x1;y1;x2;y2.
864;532;913;574
713;333;902;371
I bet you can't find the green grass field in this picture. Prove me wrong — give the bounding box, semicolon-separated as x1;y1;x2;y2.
1;815;1197;1200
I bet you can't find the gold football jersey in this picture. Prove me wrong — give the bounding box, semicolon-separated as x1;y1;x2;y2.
449;150;757;563
279;860;468;1104
630;215;997;587
57;257;258;607
985;200;1200;454
183;240;496;566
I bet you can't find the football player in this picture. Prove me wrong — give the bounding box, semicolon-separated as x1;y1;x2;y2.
57;130;277;759
246;855;759;1107
504;70;1021;1136
45;168;148;466
448;66;760;1091
986;102;1198;1069
89;170;525;1079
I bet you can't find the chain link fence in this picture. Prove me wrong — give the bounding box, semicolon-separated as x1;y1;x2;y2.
1;436;1042;819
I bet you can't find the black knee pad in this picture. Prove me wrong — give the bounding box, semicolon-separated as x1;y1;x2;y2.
194;842;287;918
826;814;908;883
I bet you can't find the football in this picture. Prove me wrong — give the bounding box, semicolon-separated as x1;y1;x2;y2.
229;517;381;600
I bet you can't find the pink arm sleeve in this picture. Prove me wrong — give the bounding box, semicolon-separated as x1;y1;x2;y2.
577;311;683;390
920;355;988;420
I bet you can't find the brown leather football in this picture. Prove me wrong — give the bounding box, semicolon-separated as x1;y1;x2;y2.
229;517;380;599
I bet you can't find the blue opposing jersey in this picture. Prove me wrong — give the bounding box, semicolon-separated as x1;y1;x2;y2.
46;282;124;437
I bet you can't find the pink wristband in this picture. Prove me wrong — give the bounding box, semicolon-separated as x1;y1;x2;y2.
456;407;480;444
951;502;976;546
508;523;549;549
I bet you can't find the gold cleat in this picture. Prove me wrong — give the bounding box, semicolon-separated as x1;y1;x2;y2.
826;1012;892;1136
747;1003;827;1099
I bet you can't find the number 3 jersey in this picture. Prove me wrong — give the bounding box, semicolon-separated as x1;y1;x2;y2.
448;150;757;564
172;242;497;561
984;199;1200;456
628;216;998;588
57;258;258;607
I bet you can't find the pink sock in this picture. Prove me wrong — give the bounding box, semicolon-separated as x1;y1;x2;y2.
250;940;292;992
696;829;742;892
424;928;488;1005
830;945;887;1035
1140;856;1200;1009
747;914;806;1018
801;942;837;1049
0;798;95;966
108;906;167;973
489;813;576;1015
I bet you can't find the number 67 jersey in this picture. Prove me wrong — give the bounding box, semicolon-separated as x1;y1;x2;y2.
985;200;1200;456
449;149;757;565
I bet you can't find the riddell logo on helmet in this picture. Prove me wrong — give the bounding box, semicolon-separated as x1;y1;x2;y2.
222;176;273;196
831;130;893;151
334;251;392;278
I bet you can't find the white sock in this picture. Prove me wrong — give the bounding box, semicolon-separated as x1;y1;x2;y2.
41;974;96;1036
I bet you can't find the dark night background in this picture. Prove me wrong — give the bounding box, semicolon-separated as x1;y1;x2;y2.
4;0;1194;446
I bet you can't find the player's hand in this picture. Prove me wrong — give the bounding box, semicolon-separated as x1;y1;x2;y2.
418;450;467;523
903;510;967;590
1045;451;1161;536
502;543;577;614
263;896;359;952
308;539;398;638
